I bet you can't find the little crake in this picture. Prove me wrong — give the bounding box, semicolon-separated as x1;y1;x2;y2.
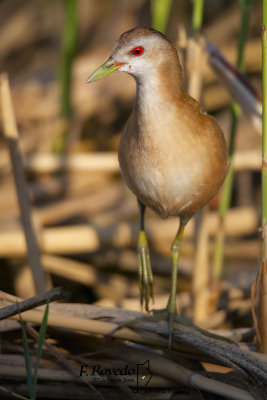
87;27;227;344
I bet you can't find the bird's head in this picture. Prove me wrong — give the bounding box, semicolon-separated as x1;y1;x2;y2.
87;27;180;84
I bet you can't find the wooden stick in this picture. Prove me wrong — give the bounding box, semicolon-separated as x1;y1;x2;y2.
0;73;47;293
0;287;70;320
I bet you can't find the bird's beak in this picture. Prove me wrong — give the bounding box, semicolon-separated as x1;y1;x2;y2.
86;58;124;83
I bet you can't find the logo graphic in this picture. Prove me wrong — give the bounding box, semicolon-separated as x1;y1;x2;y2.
134;360;153;393
79;360;153;393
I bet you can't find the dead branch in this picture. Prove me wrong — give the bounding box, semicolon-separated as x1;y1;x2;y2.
0;287;70;320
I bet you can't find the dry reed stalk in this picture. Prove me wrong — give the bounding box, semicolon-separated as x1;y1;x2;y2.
0;206;258;257
0;224;100;256
186;37;206;101
192;211;211;323
0;365;73;382
38;173;111;196
28;174;103;202
9;306;169;348
0;173;113;221
96;292;191;313
222;238;260;259
90;340;254;400
41;255;97;287
0;355;63;372
1;292;265;360
4;318;243;399
14;264;36;299
233;150;262;170
6;305;267;399
36;182;123;226
0;299;203;355
13;149;261;182
0;73;48;294
25;152;119;174
186;36;212;324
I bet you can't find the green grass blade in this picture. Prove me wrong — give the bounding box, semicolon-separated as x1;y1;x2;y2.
60;0;77;119
32;300;50;400
151;0;172;33
18;308;34;399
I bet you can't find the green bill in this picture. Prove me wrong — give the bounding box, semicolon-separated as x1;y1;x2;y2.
87;58;124;83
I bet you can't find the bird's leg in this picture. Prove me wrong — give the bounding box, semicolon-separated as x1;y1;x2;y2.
166;222;185;347
137;200;154;311
109;219;185;347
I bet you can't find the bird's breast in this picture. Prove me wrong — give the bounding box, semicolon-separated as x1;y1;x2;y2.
119;119;199;217
118;97;227;219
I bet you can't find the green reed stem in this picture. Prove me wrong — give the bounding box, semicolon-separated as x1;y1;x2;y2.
54;0;77;153
213;0;252;280
151;0;172;33
192;0;204;33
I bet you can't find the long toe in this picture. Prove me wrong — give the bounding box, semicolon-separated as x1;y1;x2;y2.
109;307;179;349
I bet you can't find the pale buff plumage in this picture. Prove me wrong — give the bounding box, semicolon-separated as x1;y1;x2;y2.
87;27;228;342
116;28;227;224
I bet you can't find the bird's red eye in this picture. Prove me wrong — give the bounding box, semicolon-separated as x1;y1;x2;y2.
131;46;144;56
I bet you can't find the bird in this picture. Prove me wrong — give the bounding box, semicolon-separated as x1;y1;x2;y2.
87;27;228;344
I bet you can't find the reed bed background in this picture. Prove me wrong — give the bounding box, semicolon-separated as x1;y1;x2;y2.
0;0;266;399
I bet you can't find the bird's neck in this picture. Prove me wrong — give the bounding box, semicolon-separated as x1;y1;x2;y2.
134;59;183;116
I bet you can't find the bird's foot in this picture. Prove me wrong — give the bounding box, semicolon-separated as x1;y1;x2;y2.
137;230;154;311
152;307;177;348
